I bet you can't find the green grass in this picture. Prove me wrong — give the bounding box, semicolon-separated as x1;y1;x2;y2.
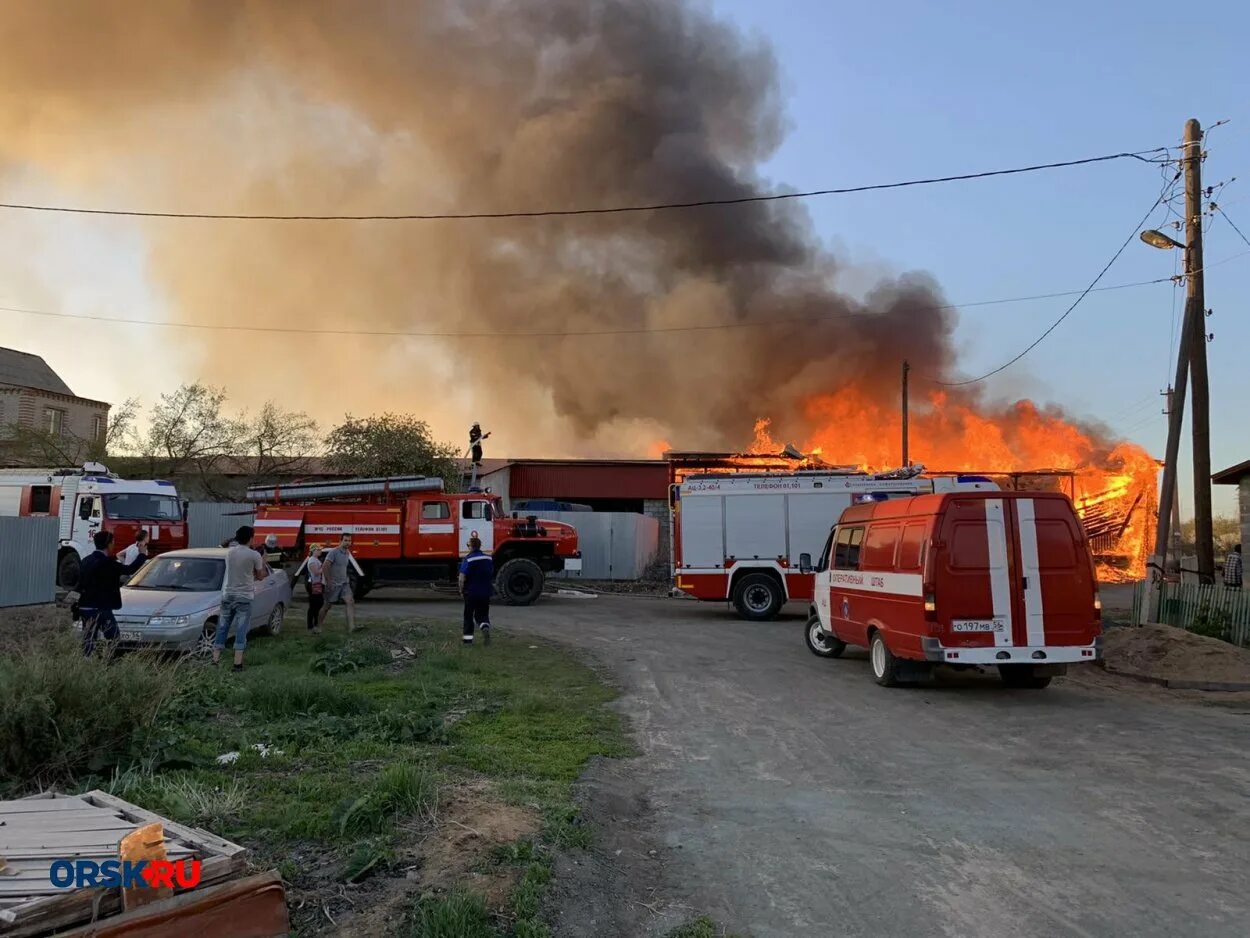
666;916;742;938
2;617;626;935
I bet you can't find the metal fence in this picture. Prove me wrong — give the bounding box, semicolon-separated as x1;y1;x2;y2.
542;511;660;580
187;501;254;548
0;517;57;607
1132;579;1250;647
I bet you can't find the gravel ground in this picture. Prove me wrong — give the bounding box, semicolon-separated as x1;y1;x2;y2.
351;590;1249;938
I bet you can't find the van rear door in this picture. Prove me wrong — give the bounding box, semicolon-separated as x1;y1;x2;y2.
933;496;1016;649
1013;495;1098;646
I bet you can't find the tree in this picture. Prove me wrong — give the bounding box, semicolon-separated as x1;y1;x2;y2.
326;414;460;489
137;383;246;482
243;402;320;479
1180;515;1242;553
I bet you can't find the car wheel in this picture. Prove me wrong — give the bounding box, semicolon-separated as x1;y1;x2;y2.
805;614;846;658
732;573;784;621
999;665;1052;689
869;631;901;687
196;620;218;658
262;603;285;636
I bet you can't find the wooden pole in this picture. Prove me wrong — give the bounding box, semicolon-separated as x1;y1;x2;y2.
901;360;910;467
1153;302;1193;582
1183;118;1214;583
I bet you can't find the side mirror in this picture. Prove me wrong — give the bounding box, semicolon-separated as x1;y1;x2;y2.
181;499;190;520
799;552;813;574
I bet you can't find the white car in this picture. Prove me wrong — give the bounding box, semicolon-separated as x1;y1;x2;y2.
92;548;291;655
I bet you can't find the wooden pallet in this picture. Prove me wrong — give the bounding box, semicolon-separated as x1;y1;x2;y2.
0;791;248;937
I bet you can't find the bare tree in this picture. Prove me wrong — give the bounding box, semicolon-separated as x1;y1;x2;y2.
243;401;320;480
139;384;246;486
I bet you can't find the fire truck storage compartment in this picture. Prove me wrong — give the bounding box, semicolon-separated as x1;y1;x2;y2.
680;494;726;568
786;493;838;566
725;494;786;560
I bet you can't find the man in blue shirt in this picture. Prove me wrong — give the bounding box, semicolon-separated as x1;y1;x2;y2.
458;536;494;645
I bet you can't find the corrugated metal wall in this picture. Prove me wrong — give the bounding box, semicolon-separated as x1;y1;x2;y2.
543;511;660;580
509;463;669;500
187;501;255;548
0;517;57;606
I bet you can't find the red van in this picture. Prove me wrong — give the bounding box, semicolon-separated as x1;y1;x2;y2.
801;491;1102;688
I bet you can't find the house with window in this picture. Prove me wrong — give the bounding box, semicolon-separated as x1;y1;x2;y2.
0;346;111;463
1214;459;1250;554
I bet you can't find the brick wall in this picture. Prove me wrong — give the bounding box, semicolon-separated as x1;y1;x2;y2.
643;497;670;569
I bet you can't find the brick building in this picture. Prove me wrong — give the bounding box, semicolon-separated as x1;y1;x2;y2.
0;347;110;460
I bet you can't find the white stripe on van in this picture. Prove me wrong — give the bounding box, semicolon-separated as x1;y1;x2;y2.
1015;498;1046;646
828;571;924;597
984;499;1014;647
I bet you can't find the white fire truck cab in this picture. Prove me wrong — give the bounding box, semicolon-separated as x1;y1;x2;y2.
671;468;997;620
0;463;188;588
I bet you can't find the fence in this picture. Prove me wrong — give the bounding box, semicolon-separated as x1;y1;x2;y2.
542;511;660;581
1132;579;1250;647
187;501;254;548
0;517;58;607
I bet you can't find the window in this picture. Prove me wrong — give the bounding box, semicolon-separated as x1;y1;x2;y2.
102;494;181;520
30;485;52;514
463;501;488;520
421;501;450;520
92;415;105;441
950;522;995;570
833;526;865;570
816;530;835;572
44;408;65;435
860;524;900;570
897;522;928;571
1036;520;1077;568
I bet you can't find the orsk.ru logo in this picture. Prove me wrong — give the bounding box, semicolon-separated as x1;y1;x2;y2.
49;858;202;889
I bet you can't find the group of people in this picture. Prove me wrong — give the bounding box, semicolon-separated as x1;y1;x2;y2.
75;523;498;664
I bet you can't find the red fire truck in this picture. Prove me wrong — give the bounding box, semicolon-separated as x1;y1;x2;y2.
0;463;188;588
671;469;997;620
249;475;581;603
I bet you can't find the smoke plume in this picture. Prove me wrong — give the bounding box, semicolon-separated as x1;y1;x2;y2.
0;1;1070;458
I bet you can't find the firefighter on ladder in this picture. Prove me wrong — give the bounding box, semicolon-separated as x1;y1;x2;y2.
468;422;491;487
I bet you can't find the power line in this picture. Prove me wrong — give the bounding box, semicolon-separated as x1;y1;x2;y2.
0;270;1192;340
0;149;1169;222
1216;205;1250;247
929;183;1176;388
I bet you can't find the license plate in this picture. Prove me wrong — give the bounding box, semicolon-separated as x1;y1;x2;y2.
564;557;583;572
120;630;144;642
952;619;1004;633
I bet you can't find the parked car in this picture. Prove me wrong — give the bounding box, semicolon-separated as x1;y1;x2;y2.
79;548;291;655
801;491;1102;688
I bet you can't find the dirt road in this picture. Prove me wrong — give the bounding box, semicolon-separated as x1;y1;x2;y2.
362;591;1250;937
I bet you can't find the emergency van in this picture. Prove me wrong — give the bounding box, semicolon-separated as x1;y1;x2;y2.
802;490;1102;689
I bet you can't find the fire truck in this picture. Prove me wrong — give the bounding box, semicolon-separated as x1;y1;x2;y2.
671;468;997;620
248;475;582;603
0;463;188;588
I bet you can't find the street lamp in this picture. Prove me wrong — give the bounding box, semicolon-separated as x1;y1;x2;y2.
1140;229;1185;250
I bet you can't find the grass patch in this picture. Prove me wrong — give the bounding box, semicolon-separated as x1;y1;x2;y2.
3;615;626;934
667;917;742;938
0;634;181;792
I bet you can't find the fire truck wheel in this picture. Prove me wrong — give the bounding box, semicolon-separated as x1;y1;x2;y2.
805;614;845;658
998;665;1053;689
497;558;544;605
732;573;784;621
869;631;901;687
57;552;81;590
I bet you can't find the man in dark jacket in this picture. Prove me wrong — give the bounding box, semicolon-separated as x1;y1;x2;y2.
78;530;148;657
458;535;494;645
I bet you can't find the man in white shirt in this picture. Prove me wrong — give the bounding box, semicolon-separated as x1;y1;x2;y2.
214;525;268;671
117;530;149;567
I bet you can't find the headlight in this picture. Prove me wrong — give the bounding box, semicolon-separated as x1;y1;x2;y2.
147;615;191;629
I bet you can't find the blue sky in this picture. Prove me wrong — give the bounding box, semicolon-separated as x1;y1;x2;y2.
711;0;1250;518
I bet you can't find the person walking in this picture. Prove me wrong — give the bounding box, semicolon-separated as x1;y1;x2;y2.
304;543;325;632
318;534;358;632
458;535;494;645
117;529;149;567
214;525;268;671
78;531;149;657
1224;544;1243;590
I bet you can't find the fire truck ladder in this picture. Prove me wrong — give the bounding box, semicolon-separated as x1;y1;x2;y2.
245;475;445;503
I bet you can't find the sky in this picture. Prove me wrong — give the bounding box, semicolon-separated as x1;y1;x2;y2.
706;0;1250;518
0;0;1246;518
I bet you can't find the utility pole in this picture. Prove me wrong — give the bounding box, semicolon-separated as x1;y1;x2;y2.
1164;387;1182;564
901;360;910;467
1154;309;1193;583
1183;118;1214;583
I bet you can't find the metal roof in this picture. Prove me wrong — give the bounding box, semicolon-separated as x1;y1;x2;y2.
0;347;75;396
1213;459;1250;485
509;460;668;499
